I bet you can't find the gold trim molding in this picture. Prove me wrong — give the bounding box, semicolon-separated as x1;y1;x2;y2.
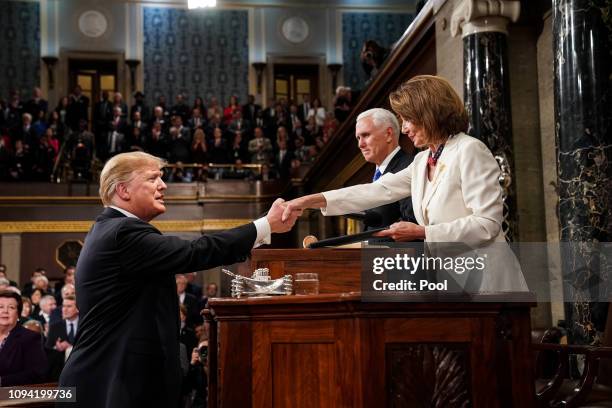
0;219;252;233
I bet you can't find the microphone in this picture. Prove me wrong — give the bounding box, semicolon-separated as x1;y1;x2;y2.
344;211;383;228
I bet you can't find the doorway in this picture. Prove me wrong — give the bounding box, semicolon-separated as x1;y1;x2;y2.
68;59;118;123
273;64;319;104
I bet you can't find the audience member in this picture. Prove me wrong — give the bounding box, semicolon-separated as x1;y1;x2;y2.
0;264;17;287
248;127;273;165
45;295;79;381
0;291;48;386
176;274;201;327
22;268;46;298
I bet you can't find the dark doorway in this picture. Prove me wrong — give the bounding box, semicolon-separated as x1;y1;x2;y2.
273;64;319;104
68;59;118;124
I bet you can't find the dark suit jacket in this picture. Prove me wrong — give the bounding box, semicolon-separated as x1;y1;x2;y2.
181;292;201;327
58;207;256;408
45;319;72;381
0;325;48;386
365;148;417;230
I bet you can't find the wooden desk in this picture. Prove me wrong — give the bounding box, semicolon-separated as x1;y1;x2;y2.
207;292;536;408
250;249;362;293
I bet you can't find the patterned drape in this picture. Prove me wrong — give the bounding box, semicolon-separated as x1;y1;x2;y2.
342;12;413;92
0;0;40;99
143;8;249;108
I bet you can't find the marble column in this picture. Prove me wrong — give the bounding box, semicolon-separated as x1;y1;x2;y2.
553;0;612;344
451;0;521;241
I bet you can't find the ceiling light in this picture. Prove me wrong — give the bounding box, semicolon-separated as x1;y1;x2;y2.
188;0;217;9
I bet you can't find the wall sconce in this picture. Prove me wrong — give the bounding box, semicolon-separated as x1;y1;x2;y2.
327;63;343;93
41;56;59;90
252;62;267;95
125;59;141;93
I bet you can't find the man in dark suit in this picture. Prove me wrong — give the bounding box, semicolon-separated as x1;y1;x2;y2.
354;108;416;233
45;295;79;381
24;87;48;120
242;94;261;123
67;86;89;131
176;274;200;327
58;151;300;408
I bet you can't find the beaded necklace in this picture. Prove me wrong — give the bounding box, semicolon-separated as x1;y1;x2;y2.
427;143;445;167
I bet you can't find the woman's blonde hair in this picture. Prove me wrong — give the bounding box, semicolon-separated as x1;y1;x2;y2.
389;75;469;144
99;152;166;206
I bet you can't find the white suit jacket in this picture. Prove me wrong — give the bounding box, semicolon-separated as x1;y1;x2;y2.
322;132;528;292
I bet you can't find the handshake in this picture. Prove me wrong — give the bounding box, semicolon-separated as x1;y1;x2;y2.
264;194;327;234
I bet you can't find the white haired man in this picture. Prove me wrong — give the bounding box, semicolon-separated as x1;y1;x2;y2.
354;108;416;236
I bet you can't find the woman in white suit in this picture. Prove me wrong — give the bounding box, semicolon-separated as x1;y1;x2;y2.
283;75;527;292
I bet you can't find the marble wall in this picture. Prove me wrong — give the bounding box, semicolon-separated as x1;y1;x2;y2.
0;0;40;99
433;0;463;100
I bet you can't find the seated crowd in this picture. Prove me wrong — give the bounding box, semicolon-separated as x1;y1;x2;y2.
0;86;355;182
0;263;215;407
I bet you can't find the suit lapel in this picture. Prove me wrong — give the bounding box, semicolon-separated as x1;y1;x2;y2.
382;149;403;175
421;135;461;214
412;153;428;224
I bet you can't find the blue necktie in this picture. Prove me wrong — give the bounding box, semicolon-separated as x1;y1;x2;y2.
373;169;382;182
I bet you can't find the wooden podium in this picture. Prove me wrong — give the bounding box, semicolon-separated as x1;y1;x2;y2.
206;249;536;408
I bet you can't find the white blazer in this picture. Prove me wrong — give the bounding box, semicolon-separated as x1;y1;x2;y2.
322;132;527;292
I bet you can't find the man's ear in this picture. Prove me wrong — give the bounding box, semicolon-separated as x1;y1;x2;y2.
115;182;130;201
386;127;394;143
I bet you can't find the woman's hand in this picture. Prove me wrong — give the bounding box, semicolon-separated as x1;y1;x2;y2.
374;222;425;241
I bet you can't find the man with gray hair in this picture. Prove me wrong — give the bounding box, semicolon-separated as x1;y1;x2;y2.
354;108;416;235
59;151;300;408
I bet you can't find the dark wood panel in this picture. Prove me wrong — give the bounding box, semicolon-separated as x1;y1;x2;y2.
386;343;472;408
218;321;252;407
210;292;536;408
384;318;473;342
20;232;86;285
271;343;335;408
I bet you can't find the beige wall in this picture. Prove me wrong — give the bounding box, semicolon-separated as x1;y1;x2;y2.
434;0;463;99
537;12;565;326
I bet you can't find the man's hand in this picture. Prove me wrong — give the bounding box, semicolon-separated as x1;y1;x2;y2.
55;338;72;352
281;194;327;222
373;221;426;241
266;198;302;233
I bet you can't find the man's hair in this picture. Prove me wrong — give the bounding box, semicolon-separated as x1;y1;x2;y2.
176;274;187;283
389;75;468;144
34;267;46;275
99;152;167;206
0;290;23;315
61;283;75;297
40;295;55;308
0;277;9;286
34;275;49;285
356;108;400;141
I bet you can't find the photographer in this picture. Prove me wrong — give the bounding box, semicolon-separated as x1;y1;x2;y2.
183;334;209;408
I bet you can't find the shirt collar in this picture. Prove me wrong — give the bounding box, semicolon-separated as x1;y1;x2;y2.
109;206;139;219
66;316;79;325
377;146;401;175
